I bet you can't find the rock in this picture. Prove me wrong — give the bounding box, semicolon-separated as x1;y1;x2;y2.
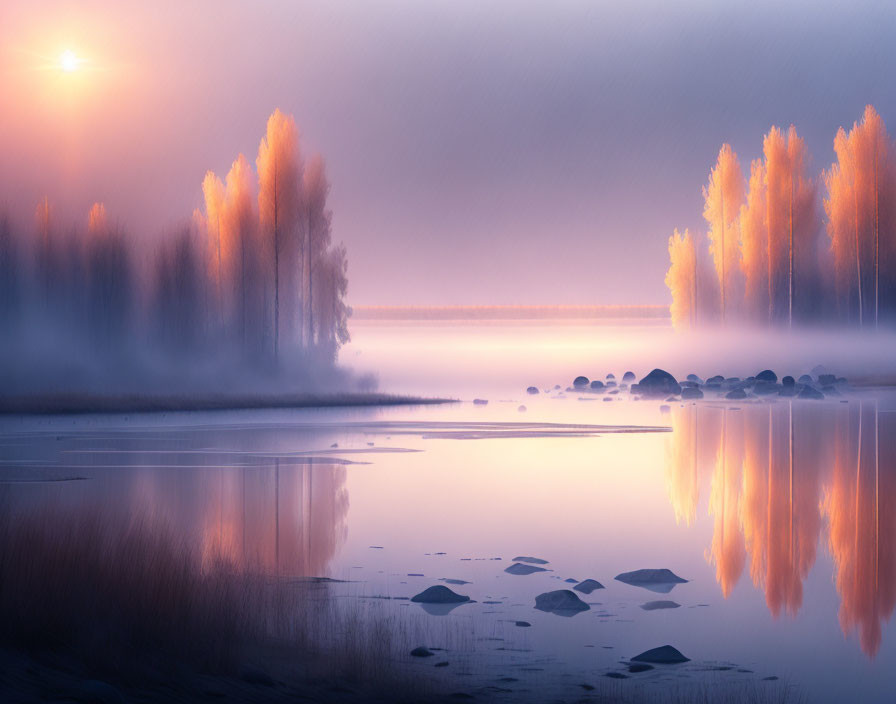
756;369;777;382
554;384;561;390
725;389;747;400
473;398;488;405
623;371;636;382
534;589;590;614
628;663;654;673
515;621;531;627
411;646;435;657
686;374;701;382
818;373;837;386
526;386;539;395
779;386;797;397
798;374;813;384
573;376;590;388
564;578;578;583
782;375;795;387
615;569;688;593
798;386;825;400
605;672;629;679
435;661;449;667
752;381;780;396
681;386;703;400
606;373;616;380
505;562;548;575
411;585;471;604
512;556;549;564
607;380;617;387
631;645;690;664
603;397;613;402
590;380;605;390
518;405;527;412
637;369;681;397
574;579;605;594
640;600;681;610
707;375;725;384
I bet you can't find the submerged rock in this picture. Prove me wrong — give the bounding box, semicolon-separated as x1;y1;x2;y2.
628;663;654;673
513;556;549;564
573;376;590;388
637;369;681;397
473;398;488;405
534;589;590;614
680;386;704;400
631;645;690;664
640;600;681;611
505;563;548;575
411;646;435;657
574;579;605;594
411;585;471;604
615;569;688;593
515;621;531;627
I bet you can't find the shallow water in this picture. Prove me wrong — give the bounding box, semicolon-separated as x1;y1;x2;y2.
2;320;895;702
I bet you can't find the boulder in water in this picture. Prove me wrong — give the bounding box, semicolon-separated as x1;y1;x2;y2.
756;369;777;382
681;387;703;400
526;386;539;395
725;389;747;400
574;579;605;594
622;371;636;382
411;646;435;657
411;586;471;604
637;369;681;397
798;374;813;384
512;556;549;564
631;645;690;664
799;386;825;400
590;380;605;390
615;569;688;593
573;376;590;388
782;375;795;387
505;563;548;575
534;589;590;614
640;600;681;611
473;398;488;405
606;373;616;380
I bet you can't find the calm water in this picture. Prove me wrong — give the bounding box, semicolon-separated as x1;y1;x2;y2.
2;320;895;702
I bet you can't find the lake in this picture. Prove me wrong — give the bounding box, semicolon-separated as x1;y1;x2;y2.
2;319;894;702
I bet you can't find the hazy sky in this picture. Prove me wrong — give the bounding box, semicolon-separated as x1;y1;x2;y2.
2;0;895;305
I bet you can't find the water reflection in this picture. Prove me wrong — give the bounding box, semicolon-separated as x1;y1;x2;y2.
667;400;895;657
4;446;349;579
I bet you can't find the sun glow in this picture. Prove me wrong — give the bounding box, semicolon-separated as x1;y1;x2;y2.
59;50;81;72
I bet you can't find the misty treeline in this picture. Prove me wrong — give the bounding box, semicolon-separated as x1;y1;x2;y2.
0;110;351;389
667;105;896;330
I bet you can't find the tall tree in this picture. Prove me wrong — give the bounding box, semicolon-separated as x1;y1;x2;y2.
666;228;698;328
740;158;769;323
303;155;332;346
257;110;302;358
825;106;896;328
703;145;745;323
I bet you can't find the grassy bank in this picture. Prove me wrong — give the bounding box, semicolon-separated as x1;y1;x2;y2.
0;391;455;415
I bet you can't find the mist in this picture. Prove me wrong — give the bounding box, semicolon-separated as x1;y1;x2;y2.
0;110;355;398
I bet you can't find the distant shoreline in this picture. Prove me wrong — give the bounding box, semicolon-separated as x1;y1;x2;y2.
0;392;456;416
352;304;670;321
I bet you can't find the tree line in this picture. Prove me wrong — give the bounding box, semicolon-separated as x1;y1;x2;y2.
666;105;896;330
0;109;350;378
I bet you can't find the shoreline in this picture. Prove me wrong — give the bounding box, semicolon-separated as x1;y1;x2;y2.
0;392;456;416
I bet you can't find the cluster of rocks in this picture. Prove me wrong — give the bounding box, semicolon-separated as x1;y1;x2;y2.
536;366;848;403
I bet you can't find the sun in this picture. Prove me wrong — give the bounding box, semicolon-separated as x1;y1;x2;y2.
59;50;80;73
